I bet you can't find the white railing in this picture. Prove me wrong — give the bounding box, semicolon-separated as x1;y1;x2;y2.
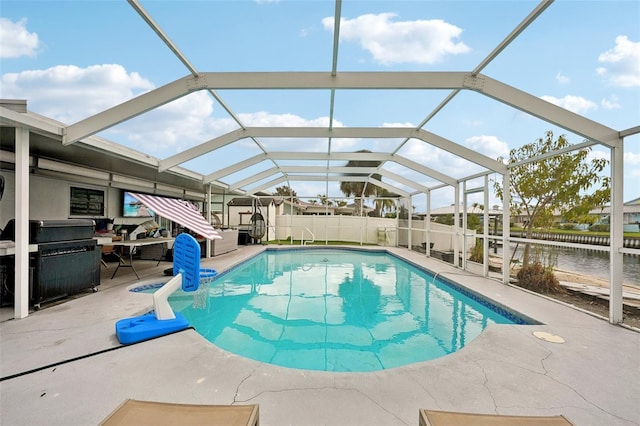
302;227;315;245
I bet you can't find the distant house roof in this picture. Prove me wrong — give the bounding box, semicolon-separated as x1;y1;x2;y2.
423;204;504;216
587;197;640;214
227;197;281;207
589;204;640;214
625;197;640;206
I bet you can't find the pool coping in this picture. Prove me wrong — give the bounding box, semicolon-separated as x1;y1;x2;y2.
1;244;638;426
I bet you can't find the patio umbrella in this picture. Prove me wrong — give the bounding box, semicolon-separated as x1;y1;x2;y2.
128;192;221;240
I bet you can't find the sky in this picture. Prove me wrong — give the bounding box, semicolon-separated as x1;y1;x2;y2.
1;0;639;211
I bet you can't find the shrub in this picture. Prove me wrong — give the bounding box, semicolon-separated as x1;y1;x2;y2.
469;239;483;263
516;262;564;294
589;223;610;232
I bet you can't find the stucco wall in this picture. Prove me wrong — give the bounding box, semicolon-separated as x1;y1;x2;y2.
0;171;151;230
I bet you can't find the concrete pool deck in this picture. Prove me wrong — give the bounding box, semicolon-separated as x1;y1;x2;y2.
1;245;639;426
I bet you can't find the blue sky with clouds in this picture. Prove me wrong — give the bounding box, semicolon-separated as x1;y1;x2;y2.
1;0;638;210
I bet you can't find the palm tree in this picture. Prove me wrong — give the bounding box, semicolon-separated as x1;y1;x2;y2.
374;188;397;217
317;194;333;206
339;150;381;216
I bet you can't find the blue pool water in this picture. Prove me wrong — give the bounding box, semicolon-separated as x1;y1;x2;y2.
162;248;529;372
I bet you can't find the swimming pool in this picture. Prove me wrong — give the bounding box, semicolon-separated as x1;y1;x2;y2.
166;248;530;372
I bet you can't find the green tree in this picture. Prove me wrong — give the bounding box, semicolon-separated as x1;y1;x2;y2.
435;214;454;226
494;131;609;266
339;149;381;216
317;194;333;206
274;185;298;202
435;212;480;230
467;202;484;232
373;188;397;217
466;214;481;231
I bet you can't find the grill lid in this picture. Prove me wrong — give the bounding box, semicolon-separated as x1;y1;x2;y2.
1;219;96;243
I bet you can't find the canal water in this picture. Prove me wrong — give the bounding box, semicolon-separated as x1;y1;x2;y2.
499;244;639;285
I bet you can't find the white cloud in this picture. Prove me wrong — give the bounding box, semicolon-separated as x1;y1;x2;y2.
382;121;415;127
0;64;155;123
114;91;216;154
540;95;598;114
555;72;570;84
600;94;621;110
465;135;509;160
625;151;640;166
122;107;340;156
0;61;348;158
0;18;40;58
625;151;640;178
238;111;332;127
322;13;470;65
596;35;640;88
396;138;485;180
587;148;609;163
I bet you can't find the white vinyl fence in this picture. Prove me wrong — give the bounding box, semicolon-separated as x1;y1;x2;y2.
273;215;474;254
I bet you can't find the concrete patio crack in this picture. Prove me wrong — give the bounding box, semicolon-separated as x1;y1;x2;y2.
475;352;636;424
233;385;410;425
232;366;259;404
473;359;498;414
539;354;637;424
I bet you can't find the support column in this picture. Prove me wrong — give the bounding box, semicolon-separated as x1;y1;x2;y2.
425;191;431;257
609;142;624;324
483;175;490;277
14;127;30;319
453;184;460;267
206;185;212;258
407;197;412;250
502;171;511;284
462;181;468;270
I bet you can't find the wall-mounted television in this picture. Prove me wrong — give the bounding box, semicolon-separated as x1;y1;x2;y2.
122;192;154;217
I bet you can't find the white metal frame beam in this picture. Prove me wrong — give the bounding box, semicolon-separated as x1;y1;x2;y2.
0;106;63;138
476;75;619;147
246;174;410;199
204;154;268;182
64;71;619;148
203;150;457;191
159;126;420;172
224;164;433;195
63;76;193;145
158;127;503;187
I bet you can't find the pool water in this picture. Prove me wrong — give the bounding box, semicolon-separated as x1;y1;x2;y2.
169;249;528;372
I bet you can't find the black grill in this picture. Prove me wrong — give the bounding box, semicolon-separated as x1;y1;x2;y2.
1;219;100;309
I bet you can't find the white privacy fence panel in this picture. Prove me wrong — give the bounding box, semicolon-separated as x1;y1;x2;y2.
274;215;397;245
397;220;466;251
273;215;473;251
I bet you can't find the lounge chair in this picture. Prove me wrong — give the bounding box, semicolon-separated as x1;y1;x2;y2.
100;399;259;426
419;409;575;426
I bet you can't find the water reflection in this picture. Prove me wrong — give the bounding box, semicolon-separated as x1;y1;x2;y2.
500;244;639;284
338;267;382;327
177;249;521;372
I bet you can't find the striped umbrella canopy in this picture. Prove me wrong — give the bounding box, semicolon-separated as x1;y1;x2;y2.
128;192;221;240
